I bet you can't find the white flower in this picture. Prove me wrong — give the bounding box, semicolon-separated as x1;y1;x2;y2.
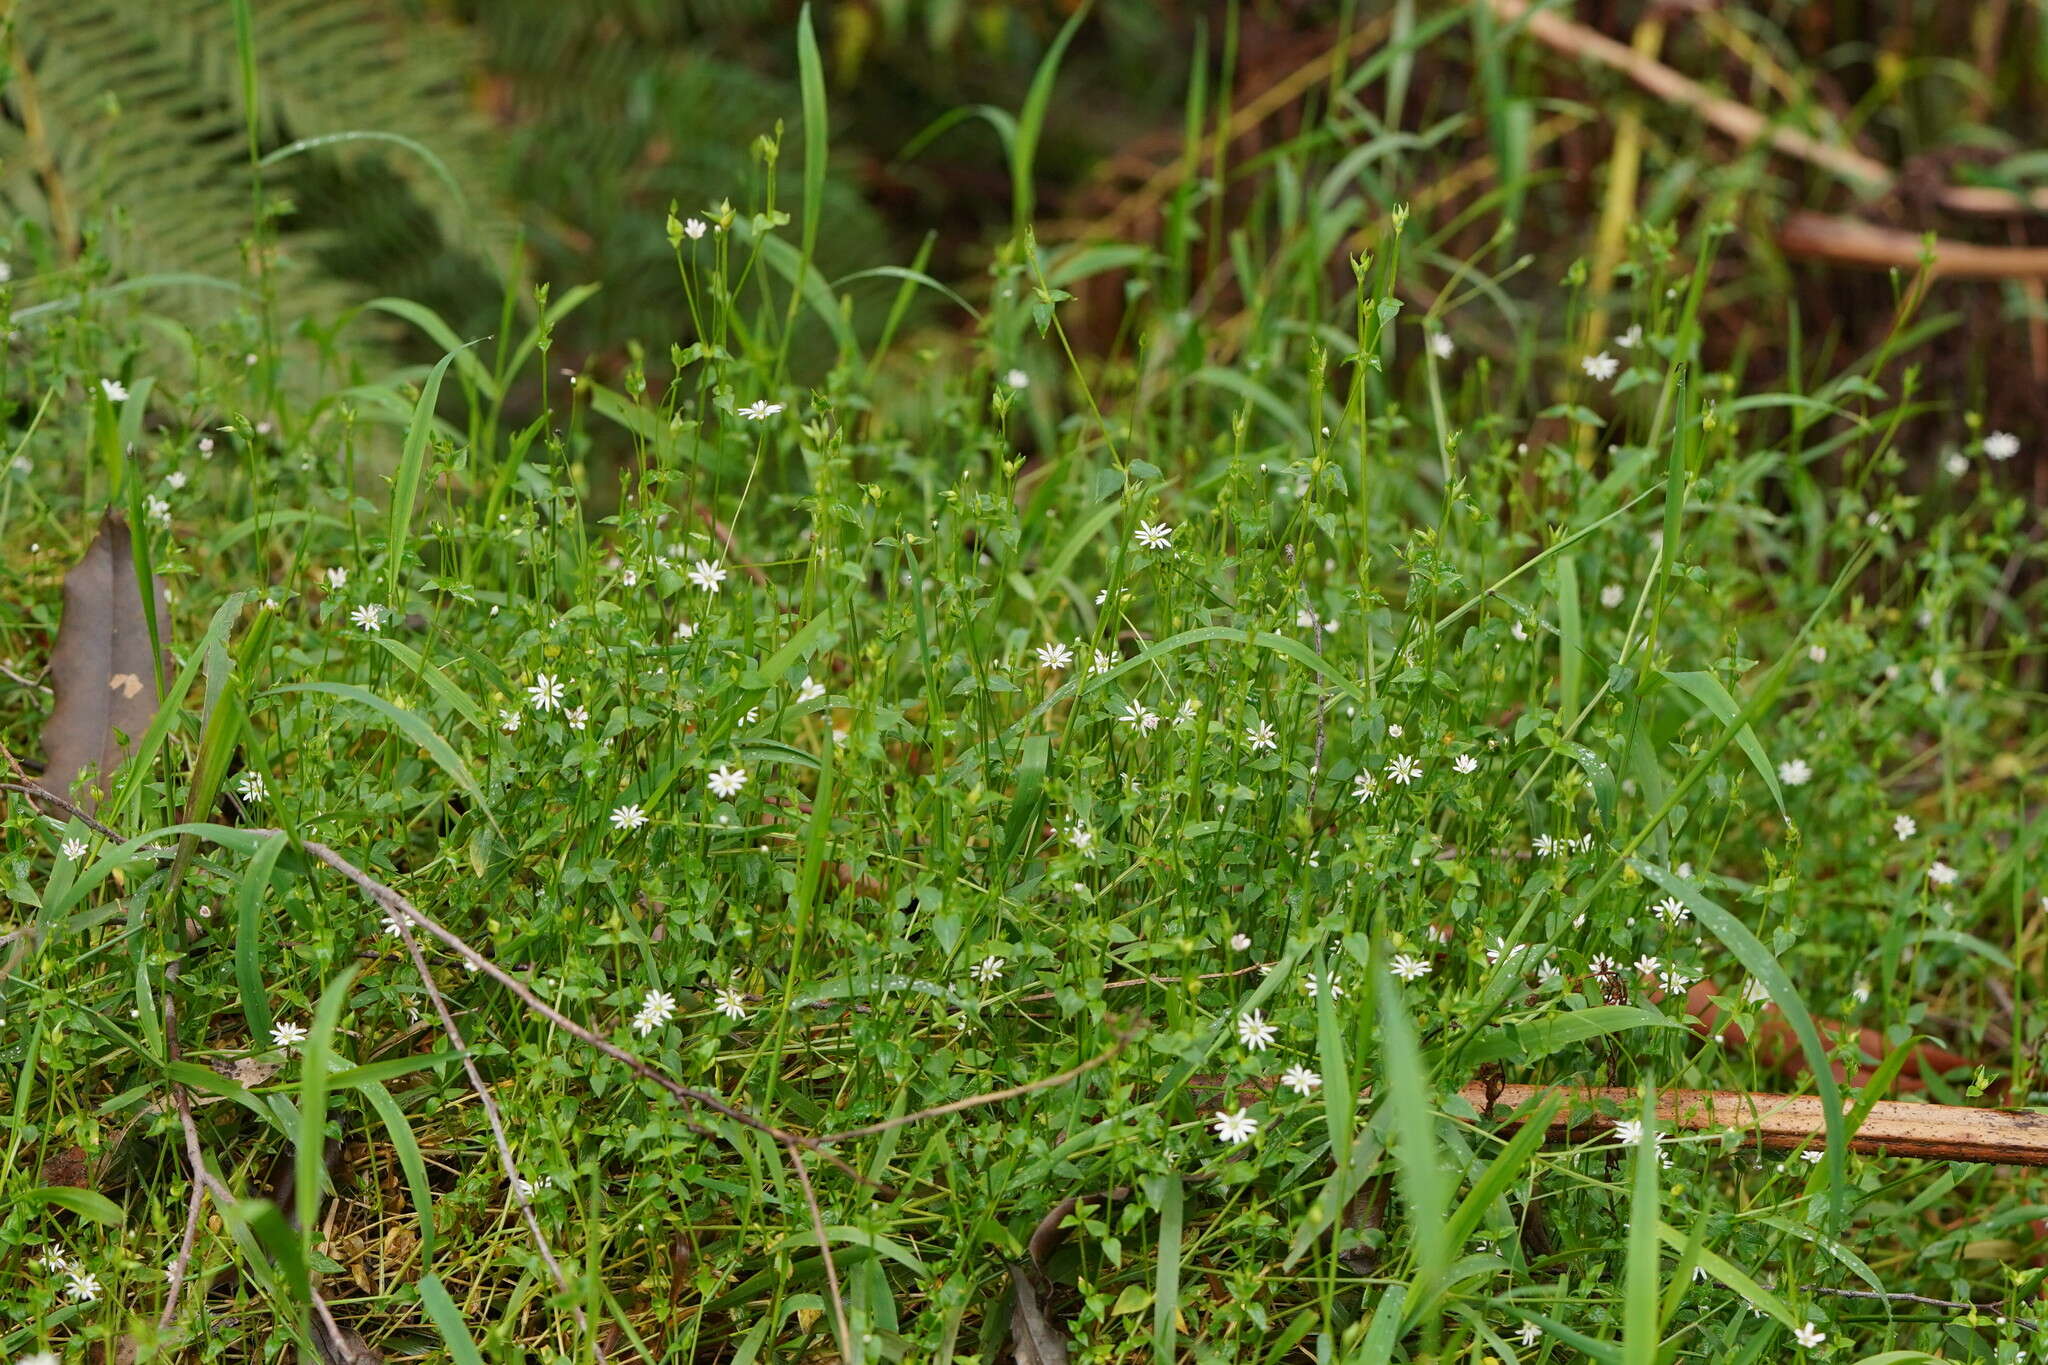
1452;754;1478;774
1279;1065;1322;1096
1793;1322;1826;1349
20;1352;61;1365
326;566;349;591
1511;620;1528;641
1117;700;1160;732
610;804;648;831
1389;953;1431;982
1134;521;1173;551
1035;641;1074;670
499;708;522;733
1385;754;1421;785
1653;896;1689;925
1065;822;1095;853
1807;644;1827;663
1614;324;1643;349
65;1269;102;1301
1581;352;1619;381
1229;932;1252;952
1634;955;1660;977
683;217;707;240
235;771;268;804
1428;331;1454;359
1300;972;1343;999
738;399;784;420
1743;977;1771;1004
1005;368;1030;390
1589;954;1619;977
1799;1147;1823;1164
713;985;748;1020
1089;648;1117;675
1211;1107;1259;1145
1235;1009;1277;1051
1600;583;1625;608
270;1020;308;1050
1244;721;1277;752
708;764;749;799
1945;450;1970;477
1387;724;1403;737
1657;968;1693;993
61;837;88;860
687;559;728;593
675;620;698;639
145;495;171;527
38;1246;74;1273
1893;813;1917;840
1777;757;1811;786
1613;1118;1645;1146
632;989;677;1035
1984;430;2019;461
1173;697;1200;727
100;377;128;402
1928;860;1958;886
1351;771;1378;802
565;706;588;731
971;955;1004;985
797;675;826;702
166;470;187;491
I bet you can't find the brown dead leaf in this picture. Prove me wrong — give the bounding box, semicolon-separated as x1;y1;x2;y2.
39;513;172;812
1008;1265;1070;1365
39;1143;91;1188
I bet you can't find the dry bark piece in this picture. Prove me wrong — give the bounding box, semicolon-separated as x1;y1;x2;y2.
1462;1083;2048;1166
39;513;172;812
1007;1265;1071;1365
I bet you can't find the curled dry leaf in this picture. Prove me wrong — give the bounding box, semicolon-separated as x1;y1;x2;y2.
1007;1264;1071;1365
39;513;172;812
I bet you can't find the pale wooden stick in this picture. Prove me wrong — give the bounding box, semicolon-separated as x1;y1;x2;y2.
1461;1083;2048;1166
1778;211;2048;279
1488;0;2048;217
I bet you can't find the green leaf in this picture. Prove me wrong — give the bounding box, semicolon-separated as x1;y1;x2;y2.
419;1272;486;1365
1659;670;1787;818
265;682;492;823
1635;860;1846;1222
235;831;291;1044
22;1186;124;1226
387;346;466;608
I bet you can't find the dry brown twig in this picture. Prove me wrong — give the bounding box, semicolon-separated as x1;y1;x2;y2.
1487;0;2048;216
1777;211;2048;279
1461;1082;2048;1166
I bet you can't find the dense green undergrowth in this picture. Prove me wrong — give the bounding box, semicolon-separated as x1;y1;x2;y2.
4;8;2048;1365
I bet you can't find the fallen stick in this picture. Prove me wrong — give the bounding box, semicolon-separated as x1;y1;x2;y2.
1487;0;2048;217
1778;211;2048;279
1460;1083;2048;1166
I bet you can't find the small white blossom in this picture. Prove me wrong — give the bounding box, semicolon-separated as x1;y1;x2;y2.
1035;641;1073;670
1653;896;1689;925
1386;754;1421;785
610;804;648;831
1928;860;1958;886
632;989;678;1035
687;559;728;594
1117;700;1160;732
1229;932;1252;952
1211;1107;1258;1145
271;1020;308;1050
1582;352;1619;381
1984;431;2019;461
1279;1065;1322;1096
1351;771;1379;802
1892;813;1917;840
1235;1009;1277;1051
1776;757;1812;786
65;1270;102;1302
565;706;588;731
100;378;129;402
683;217;707;240
1793;1322;1826;1349
797;675;826;702
61;837;88;860
325;566;348;590
1244;721;1277;752
1614;324;1643;350
236;771;269;804
1133;521;1173;551
1389;953;1431;982
1427;331;1454;359
1004;368;1030;390
971;955;1004;985
499;708;522;733
1452;753;1478;774
708;764;749;799
713;985;749;1020
738;399;784;421
1600;583;1625;608
1300;972;1343;999
1613;1118;1645;1146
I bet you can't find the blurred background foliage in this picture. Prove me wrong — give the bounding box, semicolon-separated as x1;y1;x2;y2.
5;1;2048;457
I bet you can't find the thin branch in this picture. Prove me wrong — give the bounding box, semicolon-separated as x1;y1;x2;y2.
381;899;599;1360
1488;0;2048;216
786;1143;853;1360
159;976;206;1330
1798;1284;2043;1331
818;1021;1139;1144
1778;211;2048;279
1463;1082;2048;1166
